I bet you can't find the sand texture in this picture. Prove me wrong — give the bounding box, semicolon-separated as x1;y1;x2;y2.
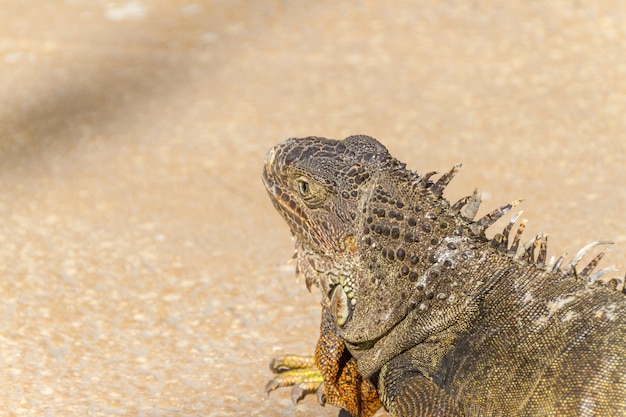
1;1;625;416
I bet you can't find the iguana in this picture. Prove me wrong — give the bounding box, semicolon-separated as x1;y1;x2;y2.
262;135;626;417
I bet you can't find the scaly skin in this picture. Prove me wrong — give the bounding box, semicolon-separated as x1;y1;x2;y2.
263;135;626;416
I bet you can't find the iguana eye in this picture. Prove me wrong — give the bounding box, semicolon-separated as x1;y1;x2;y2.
294;176;326;208
298;180;310;197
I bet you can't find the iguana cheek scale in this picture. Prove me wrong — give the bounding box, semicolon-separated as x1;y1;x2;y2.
263;135;626;417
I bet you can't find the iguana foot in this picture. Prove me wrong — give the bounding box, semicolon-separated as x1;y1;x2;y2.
265;354;325;405
265;312;382;417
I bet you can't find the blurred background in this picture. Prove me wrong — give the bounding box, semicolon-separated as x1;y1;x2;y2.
1;1;625;416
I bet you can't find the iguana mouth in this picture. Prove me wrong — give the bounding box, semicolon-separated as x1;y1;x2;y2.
263;172;300;218
262;164;309;224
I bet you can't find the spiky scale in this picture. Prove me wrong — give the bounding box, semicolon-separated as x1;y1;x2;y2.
566;241;614;272
431;163;462;197
472;199;523;236
497;210;522;252
508;217;528;256
589;267;620;285
421;171;439;188
551;253;567;273
579;249;612;280
462;188;482;220
536;234;549;266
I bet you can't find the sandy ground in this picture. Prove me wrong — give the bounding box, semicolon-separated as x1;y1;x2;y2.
1;1;625;416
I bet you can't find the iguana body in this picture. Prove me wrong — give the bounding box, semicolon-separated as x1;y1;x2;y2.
263;135;626;416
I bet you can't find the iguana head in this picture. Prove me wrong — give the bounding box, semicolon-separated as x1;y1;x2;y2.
263;135;391;259
263;135;396;323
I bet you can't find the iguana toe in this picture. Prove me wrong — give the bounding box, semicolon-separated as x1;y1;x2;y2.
268;354;316;372
290;380;323;404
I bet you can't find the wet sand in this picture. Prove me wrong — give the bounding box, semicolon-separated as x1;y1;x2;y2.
1;2;625;416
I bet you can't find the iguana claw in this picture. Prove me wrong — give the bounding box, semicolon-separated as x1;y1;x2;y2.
316;383;326;405
265;354;324;404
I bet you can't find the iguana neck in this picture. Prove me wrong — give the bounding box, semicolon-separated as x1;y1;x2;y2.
327;169;504;375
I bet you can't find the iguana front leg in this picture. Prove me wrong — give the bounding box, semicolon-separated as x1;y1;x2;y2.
379;361;464;417
266;308;382;417
316;308;382;417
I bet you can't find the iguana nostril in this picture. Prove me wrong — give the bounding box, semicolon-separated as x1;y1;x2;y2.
264;147;275;168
